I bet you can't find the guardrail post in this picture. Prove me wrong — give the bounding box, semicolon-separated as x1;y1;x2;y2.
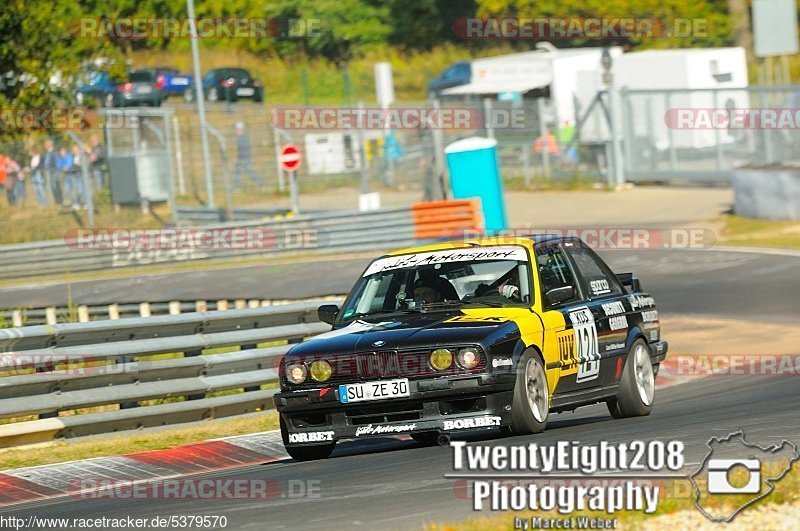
45;307;57;325
195;301;207;313
139;303;151;318
108;304;120;320
185;349;206;400
169;301;181;315
11;310;23;328
77;305;90;323
234;299;246;309
216;300;228;311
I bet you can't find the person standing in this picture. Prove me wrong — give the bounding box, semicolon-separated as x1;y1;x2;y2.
42;138;60;205
0;155;20;206
27;147;48;206
68;144;86;209
88;134;106;190
233;122;263;191
56;146;73;206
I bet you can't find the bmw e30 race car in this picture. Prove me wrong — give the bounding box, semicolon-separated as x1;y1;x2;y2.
275;235;668;461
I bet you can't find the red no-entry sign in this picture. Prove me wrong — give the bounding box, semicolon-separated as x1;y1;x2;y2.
279;144;302;172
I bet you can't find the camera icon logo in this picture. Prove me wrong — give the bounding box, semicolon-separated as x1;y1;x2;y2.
707;458;761;494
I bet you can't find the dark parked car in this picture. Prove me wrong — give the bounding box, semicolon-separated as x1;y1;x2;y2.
184;68;264;103
112;70;162;107
428;61;471;96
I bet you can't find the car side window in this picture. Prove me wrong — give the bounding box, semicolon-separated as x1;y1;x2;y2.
564;242;623;299
536;245;579;304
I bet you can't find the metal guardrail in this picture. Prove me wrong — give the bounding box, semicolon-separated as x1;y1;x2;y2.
0;200;482;281
0;299;343;448
1;296;345;327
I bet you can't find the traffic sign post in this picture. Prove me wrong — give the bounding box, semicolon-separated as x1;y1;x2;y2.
279;144;302;214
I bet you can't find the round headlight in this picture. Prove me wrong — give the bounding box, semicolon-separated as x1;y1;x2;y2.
285;361;307;384
457;347;480;369
309;359;332;382
430;348;453;371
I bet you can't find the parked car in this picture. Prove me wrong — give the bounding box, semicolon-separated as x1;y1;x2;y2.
111;70;162;107
428;61;471;96
275;235;668;461
75;70;118;107
147;67;191;99
183;68;264;103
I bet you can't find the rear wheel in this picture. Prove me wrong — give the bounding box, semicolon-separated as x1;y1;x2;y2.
607;339;654;419
280;416;335;461
509;350;549;434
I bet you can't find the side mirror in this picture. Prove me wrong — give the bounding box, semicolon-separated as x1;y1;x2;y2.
545;286;575;307
317;304;339;325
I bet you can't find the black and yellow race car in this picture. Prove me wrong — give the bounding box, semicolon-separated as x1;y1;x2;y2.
275;235;667;460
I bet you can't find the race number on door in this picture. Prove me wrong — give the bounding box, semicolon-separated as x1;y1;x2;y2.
569;307;600;382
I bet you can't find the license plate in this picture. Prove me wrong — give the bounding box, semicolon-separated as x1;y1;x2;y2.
339;378;409;403
136;86;152;94
236;87;254;96
173;77;189;85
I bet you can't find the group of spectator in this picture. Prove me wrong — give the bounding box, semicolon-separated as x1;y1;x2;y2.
0;135;106;209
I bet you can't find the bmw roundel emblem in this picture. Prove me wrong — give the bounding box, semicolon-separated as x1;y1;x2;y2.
372;340;386;347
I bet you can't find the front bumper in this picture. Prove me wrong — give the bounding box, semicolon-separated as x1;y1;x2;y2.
275;373;515;445
651;340;668;375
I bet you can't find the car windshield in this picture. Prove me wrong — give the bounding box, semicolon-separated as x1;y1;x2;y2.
128;71;154;82
339;246;532;322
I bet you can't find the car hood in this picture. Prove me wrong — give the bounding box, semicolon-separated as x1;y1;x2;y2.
287;309;532;357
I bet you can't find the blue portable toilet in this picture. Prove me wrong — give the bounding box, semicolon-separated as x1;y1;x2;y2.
444;137;507;234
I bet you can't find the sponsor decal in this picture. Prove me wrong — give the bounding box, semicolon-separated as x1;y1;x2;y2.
628;295;655;310
589;278;611;295
288;431;334;443
569;308;600;382
641;310;659;323
363;246;528;276
443;416;502;431
606;342;626;351
608;315;629;331
601;301;625;316
354;423;417;436
492;357;513;368
650;330;660;342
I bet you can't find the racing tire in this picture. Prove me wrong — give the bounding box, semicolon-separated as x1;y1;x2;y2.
253;89;264;103
183;90;194;103
509;350;549;434
207;87;219;101
280;416;336;461
607;339;655;419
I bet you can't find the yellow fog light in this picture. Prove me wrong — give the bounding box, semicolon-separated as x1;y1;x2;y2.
285;361;307;384
310;359;333;382
457;347;480;369
430;348;453;371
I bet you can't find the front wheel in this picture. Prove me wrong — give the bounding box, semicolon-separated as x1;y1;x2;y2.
509;350;549;434
607;339;655;419
280;416;335;461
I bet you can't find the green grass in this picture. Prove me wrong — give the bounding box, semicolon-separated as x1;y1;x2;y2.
718;215;800;250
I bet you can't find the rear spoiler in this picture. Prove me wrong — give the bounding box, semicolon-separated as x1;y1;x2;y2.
616;273;642;294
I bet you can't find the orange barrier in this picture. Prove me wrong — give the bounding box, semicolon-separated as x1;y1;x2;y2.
410;199;484;240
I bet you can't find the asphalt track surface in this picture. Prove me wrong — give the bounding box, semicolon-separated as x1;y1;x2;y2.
3;375;797;529
1;246;798;529
3;247;800;324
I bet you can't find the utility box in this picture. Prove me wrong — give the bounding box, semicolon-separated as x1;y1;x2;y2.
444;137;507;234
108;153;171;204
